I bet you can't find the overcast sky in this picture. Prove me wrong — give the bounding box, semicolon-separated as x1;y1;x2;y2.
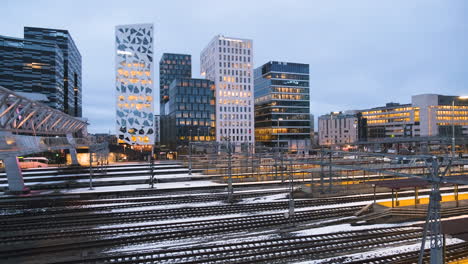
2;0;467;133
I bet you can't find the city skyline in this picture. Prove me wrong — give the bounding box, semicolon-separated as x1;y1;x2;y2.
2;0;467;133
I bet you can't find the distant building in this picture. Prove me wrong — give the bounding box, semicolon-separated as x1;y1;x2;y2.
0;27;82;116
412;94;468;138
318;112;359;146
115;23;155;145
318;94;468;145
360;102;419;139
200;35;254;146
159;53;191;115
254;61;311;152
161;78;216;149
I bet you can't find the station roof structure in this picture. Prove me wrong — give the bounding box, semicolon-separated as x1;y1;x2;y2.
441;217;468;241
369;175;468;190
369;179;431;190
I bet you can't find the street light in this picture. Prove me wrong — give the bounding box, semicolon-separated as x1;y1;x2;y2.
277;117;284;183
277;117;283;151
452;96;468;159
189;129;192;175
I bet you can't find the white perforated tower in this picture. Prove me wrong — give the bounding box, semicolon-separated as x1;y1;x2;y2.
115;23;155;145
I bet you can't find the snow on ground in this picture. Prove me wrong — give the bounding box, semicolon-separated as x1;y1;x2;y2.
239;193;287;203
109;201;226;213
295;237;465;264
104;224;279;253
94;212;265;229
292;222;419;237
52;180;224;193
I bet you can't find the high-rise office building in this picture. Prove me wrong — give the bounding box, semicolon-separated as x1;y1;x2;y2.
24;27;82;117
200;35;254;146
161;78;216;149
159;53;191;115
254;61;311;152
0;27;82;116
115;23;155;145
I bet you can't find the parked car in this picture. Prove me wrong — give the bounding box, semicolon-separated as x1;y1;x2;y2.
19;157;49;169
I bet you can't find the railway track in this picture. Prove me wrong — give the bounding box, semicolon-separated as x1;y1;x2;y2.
36;226;422;264
336;241;468;264
0;196;360;219
2;183;467;220
0;206;361;258
0;202;363;232
0;189;288;210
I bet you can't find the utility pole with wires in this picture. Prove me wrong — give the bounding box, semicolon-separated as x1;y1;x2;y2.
288;159;295;225
226;136;234;203
418;157;452;264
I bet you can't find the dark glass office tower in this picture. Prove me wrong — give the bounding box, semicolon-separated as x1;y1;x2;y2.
0;35;65;110
161;78;215;150
0;27;81;117
24;27;82;117
254;61;311;152
159;53;191;115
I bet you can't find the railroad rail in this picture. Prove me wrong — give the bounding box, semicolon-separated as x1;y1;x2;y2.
0;206;362;259
39;227;423;264
341;241;468;264
0;203;363;232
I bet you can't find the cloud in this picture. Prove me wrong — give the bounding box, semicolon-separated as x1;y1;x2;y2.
1;0;467;134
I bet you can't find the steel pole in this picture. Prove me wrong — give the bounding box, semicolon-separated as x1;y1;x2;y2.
227;138;233;202
277;118;280;150
288;160;295;225
89;152;94;190
452;100;455;159
320;147;324;193
189;129;192;176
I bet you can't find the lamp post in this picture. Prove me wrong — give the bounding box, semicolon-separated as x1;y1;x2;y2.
277;117;284;183
189;129;192;175
221;135;233;202
452;96;468;159
277;117;283;151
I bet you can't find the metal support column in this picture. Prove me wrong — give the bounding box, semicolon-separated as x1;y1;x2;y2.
288;160;295;225
227;139;233;203
66;133;79;166
320;147;324;193
188;142;192;176
3;156;27;193
149;157;155;188
280;150;284;184
418;157;451;264
89;152;94;190
373;184;376;204
328;151;332;193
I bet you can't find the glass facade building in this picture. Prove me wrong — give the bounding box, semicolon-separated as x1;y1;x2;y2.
161;78;216;149
159;53;191;115
254;61;311;152
200;35;254;146
0;27;82;116
115;23;155;145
